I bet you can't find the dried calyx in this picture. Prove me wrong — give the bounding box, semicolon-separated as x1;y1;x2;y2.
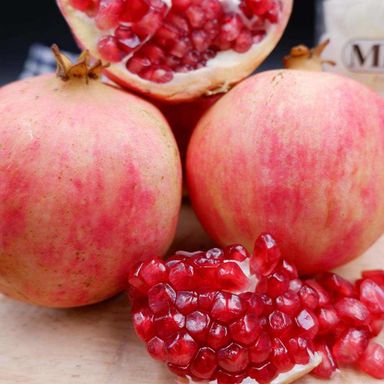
128;234;384;383
51;44;109;82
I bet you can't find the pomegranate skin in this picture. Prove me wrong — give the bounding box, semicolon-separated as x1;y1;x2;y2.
187;70;384;274
0;74;182;308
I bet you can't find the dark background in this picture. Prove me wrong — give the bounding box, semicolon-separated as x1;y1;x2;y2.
0;0;315;86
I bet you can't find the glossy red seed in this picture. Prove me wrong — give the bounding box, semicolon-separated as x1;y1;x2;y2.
289;279;303;293
190;347;217;380
96;0;124;30
249;332;272;364
267;272;290;298
217;262;249;291
166;332;198;366
115;25;141;52
299;285;320;310
175;291;198;315
217;343;249;373
362;270;384;287
305;279;331;305
147;336;166;360
148;283;176;315
119;0;150;22
216;370;246;384
242;293;264;316
198;291;216;312
207;322;230;350
70;0;96;11
358;342;384;379
153;308;185;339
138;259;168;287
333;328;370;364
128;262;148;293
186;311;210;342
248;361;278;384
359;279;384;314
126;55;152;74
271;338;294;372
98;35;127;62
260;294;273;315
252;233;282;276
319;272;355;298
246;0;275;15
224;244;250;262
287;337;311;365
229;313;262;345
277;259;299;280
295;309;319;340
132;308;155;341
234;30;253;53
335;298;370;325
168;261;195;290
311;343;338;379
317;305;340;334
211;292;244;323
275;291;301;316
268;310;293;337
369;317;384;337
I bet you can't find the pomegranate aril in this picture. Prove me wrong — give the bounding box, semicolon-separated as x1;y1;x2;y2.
369;317;384;336
225;244;250;262
295;309;319;340
175;291;198;315
147;336;166;360
207;322;230;350
311;343;338;379
217;371;246;384
229;313;262;346
147;283;176;315
260;294;273;315
211;292;244;324
278;259;298;280
317;305;340;334
115;26;141;53
359;279;384;314
289;279;303;293
119;0;150;22
198;291;216;312
153;308;185;339
142;66;174;83
242;293;264;316
234;30;253;53
166;332;198;366
319;272;355;298
70;0;96;11
217;262;249;292
245;0;275;16
132;308;155;341
98;36;127;62
132;10;164;38
362;270;384;287
332;328;370;365
186;5;206;29
252;233;282;276
335;297;370;325
96;0;124;30
186;311;210;342
305;279;331;305
168;261;194;290
299;284;320;310
138;259;168;287
126;56;152;74
140;44;166;64
358;342;384;379
220;14;243;43
271;338;294;372
287;337;311;365
267;272;290;298
268;310;293;337
217;343;249;373
248;361;278;384
275;290;301;316
190;347;217;380
249;332;272;364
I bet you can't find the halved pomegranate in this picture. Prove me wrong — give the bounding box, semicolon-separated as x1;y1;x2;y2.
128;234;384;383
57;0;293;101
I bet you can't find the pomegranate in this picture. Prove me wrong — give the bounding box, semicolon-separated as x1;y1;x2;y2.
56;0;293;102
186;69;384;274
128;234;384;382
0;47;182;308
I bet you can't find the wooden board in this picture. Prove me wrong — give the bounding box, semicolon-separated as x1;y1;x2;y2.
0;205;383;384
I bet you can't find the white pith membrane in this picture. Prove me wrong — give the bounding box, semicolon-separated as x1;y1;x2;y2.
57;0;293;101
172;252;322;384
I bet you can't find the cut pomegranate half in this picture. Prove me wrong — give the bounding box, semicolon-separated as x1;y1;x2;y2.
57;0;292;101
128;234;384;383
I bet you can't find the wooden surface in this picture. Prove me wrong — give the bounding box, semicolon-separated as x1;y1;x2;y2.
0;205;383;384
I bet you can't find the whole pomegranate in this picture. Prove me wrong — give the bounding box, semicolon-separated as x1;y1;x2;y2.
57;0;293;102
187;70;384;274
0;47;182;308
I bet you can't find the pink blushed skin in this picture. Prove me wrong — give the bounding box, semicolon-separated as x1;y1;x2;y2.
187;70;384;274
0;74;182;308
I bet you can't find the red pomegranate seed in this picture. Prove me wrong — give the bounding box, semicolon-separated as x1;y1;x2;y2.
278;259;298;280
268;310;293;337
362;270;384;287
252;233;282;276
168;261;194;290
260;294;274;315
186;311;210;342
271;338;294;372
175;291;198;315
132;307;155;341
289;279;303;293
165;331;198;366
217;343;249;373
217;261;249;291
147;283;176;315
249;332;272;364
305;279;331;305
153;307;185;339
207;322;230;350
234;30;253;53
126;55;152;74
186;5;206;28
358;342;384;379
97;36;127;62
211;292;244;323
138;259;168;287
311;343;338;379
229;313;262;345
242;293;265;316
246;0;275;16
317;305;340;334
295;309;319;339
369;317;384;336
147;336;166;360
299;284;320;310
217;370;246;384
119;0;149;22
69;0;95;11
332;328;370;365
267;272;290;298
190;347;217;380
141;65;174;83
115;26;141;53
319;272;356;298
359;279;384;314
275;291;301;316
287;337;311;365
248;361;278;384
334;297;370;325
96;0;124;30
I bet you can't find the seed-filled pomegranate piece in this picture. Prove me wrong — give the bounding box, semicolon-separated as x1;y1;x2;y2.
128;234;384;383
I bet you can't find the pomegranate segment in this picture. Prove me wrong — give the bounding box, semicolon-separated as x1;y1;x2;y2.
128;234;384;383
65;0;283;84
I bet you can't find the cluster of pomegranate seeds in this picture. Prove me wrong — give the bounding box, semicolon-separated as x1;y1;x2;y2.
69;0;281;83
128;234;384;383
